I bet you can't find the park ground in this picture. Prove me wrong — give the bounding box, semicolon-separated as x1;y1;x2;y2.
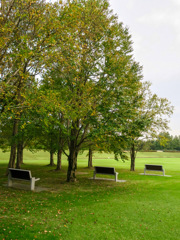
0;150;180;240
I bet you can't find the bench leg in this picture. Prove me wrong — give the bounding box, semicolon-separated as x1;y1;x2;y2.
8;175;13;187
115;173;118;182
144;168;146;175
163;170;165;176
93;172;96;180
30;178;35;191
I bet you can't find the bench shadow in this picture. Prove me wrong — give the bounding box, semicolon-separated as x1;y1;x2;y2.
139;173;172;177
3;183;51;192
89;177;126;182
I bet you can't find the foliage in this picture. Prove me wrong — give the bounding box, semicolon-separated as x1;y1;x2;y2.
0;0;65;168
126;81;174;170
146;132;180;151
0;0;57;115
41;0;143;181
0;0;174;181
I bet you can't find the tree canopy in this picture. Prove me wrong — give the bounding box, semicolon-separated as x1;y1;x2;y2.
0;0;174;181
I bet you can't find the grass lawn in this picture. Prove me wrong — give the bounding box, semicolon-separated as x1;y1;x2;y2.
0;150;180;240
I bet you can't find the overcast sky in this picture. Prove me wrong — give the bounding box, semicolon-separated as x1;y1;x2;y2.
109;0;180;136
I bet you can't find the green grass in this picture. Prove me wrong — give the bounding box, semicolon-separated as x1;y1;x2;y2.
0;150;180;240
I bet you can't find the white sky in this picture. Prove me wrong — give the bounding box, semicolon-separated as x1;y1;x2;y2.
109;0;180;136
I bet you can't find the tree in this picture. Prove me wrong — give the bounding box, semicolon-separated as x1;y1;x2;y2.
20;86;65;168
42;0;143;181
0;0;62;168
127;82;174;171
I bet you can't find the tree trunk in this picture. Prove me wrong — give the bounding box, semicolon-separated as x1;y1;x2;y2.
67;138;77;182
8;119;18;169
16;142;23;169
56;126;63;171
88;148;93;168
67;150;77;182
130;143;136;171
20;146;24;164
49;151;55;166
56;149;62;170
74;150;78;170
8;144;16;169
67;120;80;182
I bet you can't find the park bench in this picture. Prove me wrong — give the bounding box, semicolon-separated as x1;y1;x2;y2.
93;166;118;182
144;164;165;176
8;168;40;191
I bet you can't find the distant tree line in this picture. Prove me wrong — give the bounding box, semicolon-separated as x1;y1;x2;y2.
139;132;180;151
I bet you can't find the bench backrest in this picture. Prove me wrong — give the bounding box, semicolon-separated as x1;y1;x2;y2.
94;166;115;174
145;165;163;171
9;168;31;180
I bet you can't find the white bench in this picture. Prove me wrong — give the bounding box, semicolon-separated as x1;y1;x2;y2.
144;164;165;176
8;168;40;191
93;166;118;182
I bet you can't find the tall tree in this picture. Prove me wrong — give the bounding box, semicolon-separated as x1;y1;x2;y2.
127;82;174;171
42;0;143;181
0;0;62;168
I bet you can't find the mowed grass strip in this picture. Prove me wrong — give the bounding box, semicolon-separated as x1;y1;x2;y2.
0;150;180;240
